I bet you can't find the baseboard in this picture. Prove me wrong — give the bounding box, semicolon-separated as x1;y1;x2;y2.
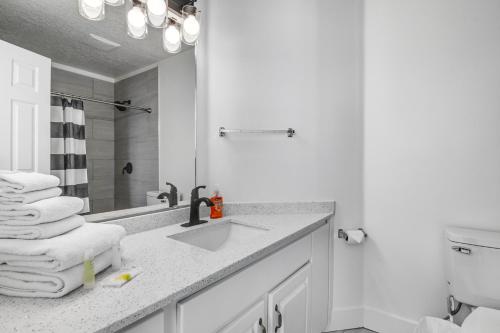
325;306;364;331
364;306;418;333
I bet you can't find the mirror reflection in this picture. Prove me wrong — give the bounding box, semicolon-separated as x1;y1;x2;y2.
0;0;197;216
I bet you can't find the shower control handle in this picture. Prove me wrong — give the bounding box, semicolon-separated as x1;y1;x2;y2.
122;162;133;175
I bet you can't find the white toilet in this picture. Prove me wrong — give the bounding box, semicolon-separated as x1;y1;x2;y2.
416;227;500;332
446;227;500;310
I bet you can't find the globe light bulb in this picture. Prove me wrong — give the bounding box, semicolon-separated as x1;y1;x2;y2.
79;0;105;20
165;24;180;44
127;6;147;39
147;0;166;15
163;23;181;53
182;15;200;36
147;0;167;27
181;5;200;45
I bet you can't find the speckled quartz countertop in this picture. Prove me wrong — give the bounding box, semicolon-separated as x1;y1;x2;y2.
0;203;334;333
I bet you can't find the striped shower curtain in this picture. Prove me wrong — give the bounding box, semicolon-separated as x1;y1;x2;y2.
50;97;90;213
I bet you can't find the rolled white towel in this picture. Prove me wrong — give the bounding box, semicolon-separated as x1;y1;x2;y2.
0;197;84;225
0;215;85;240
0;172;60;194
0;249;113;298
0;223;126;271
0;187;62;206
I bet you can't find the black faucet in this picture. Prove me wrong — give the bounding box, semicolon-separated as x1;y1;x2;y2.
181;186;214;227
157;182;178;207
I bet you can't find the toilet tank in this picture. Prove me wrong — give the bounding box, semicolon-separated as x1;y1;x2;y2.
445;227;500;308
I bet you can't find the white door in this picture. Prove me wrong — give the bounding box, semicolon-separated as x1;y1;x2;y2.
0;39;51;173
218;300;267;333
268;264;311;333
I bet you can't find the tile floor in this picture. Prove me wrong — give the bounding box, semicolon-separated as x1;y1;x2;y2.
330;328;377;333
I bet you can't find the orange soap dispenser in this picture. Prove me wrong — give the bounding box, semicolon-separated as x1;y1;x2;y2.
210;186;223;219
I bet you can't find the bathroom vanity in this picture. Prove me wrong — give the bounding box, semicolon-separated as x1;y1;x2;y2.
0;202;334;333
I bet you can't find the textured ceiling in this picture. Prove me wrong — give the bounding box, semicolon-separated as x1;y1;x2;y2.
0;0;193;77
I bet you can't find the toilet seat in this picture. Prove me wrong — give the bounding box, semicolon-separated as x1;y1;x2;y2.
415;308;500;333
461;307;500;333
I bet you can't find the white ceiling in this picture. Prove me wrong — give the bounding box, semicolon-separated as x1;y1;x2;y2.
0;0;192;78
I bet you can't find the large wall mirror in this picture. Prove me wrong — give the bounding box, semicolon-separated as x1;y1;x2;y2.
0;0;198;220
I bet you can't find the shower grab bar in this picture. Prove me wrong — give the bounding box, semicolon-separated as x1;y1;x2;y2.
51;91;152;114
218;127;296;138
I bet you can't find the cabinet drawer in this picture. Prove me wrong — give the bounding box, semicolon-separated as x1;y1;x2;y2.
119;310;165;333
177;234;312;333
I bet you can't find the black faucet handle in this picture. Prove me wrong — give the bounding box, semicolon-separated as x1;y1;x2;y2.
166;182;178;193
190;185;206;202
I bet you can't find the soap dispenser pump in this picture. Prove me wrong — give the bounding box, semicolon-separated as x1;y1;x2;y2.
210;185;223;219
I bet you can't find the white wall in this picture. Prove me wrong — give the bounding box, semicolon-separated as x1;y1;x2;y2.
197;0;364;330
159;48;196;200
364;1;500;332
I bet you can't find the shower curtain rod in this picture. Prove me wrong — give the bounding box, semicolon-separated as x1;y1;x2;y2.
51;91;153;114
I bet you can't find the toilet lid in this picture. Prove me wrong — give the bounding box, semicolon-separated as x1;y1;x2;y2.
462;307;500;333
446;227;500;249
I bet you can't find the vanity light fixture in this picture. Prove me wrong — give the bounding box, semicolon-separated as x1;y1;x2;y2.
78;0;201;54
79;0;105;21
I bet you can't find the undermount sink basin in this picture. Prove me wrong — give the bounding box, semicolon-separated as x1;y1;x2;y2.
169;220;269;252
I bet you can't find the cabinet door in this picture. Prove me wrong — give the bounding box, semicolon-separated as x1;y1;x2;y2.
268;263;311;333
0;39;51;173
218;300;266;333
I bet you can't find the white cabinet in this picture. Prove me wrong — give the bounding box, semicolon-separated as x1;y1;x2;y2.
268;264;311;333
218;300;266;333
216;264;311;333
177;235;312;333
0;39;51;173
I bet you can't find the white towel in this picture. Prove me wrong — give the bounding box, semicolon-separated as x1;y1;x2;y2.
0;172;60;194
0;223;126;271
0;215;85;240
0;187;62;206
0;249;113;298
0;196;84;225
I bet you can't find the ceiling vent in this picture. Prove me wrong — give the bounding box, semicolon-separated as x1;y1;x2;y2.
84;33;121;51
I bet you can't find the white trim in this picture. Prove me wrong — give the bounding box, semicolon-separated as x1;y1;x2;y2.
51;62;115;83
364;306;418;333
114;62;159;82
326;306;364;331
115;47;194;82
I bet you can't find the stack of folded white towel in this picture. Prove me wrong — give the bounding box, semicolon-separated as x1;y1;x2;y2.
0;171;126;298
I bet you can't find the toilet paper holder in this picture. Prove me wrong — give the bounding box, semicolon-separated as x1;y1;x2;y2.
338;228;368;241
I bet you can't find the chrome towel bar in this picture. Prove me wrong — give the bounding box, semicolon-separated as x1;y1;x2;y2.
218;127;296;138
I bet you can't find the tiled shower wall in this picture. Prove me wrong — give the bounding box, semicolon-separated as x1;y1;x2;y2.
51;68;115;214
114;69;159;209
